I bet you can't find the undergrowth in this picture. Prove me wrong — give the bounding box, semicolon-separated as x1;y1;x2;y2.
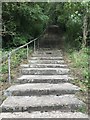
0;48;33;83
63;46;89;113
67;47;89;90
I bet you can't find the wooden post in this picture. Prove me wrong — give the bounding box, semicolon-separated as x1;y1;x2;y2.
8;52;11;84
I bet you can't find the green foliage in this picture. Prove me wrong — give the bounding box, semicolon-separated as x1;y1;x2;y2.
78;105;87;113
2;3;49;48
11;48;27;69
1;48;32;82
68;47;89;88
1;64;8;74
70;48;88;68
2;2;90;48
13;34;28;46
47;2;90;48
0;50;2;58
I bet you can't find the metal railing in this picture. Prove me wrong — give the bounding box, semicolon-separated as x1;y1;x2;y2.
7;38;37;84
1;29;46;84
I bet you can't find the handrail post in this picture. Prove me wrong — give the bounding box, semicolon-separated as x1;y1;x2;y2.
8;52;11;84
34;40;36;52
38;39;39;50
27;44;29;60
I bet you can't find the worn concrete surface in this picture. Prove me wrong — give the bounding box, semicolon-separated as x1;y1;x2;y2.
17;75;73;83
28;60;65;64
0;49;87;118
0;111;88;119
30;57;63;60
1;95;85;112
21;64;68;68
4;83;80;96
21;68;69;75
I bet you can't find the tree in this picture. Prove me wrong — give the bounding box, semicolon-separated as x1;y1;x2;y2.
2;2;90;48
2;2;49;48
82;2;90;47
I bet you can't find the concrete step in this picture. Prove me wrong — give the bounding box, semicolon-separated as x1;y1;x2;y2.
17;75;73;84
33;50;62;55
20;64;68;68
28;60;65;64
32;52;63;57
32;54;63;57
30;57;63;60
0;112;88;119
4;83;80;96
35;50;62;53
21;68;69;75
1;95;85;112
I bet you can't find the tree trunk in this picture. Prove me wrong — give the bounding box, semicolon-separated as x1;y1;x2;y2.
83;14;88;47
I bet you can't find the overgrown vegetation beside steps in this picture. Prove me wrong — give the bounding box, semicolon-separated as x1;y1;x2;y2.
0;48;33;90
63;47;89;104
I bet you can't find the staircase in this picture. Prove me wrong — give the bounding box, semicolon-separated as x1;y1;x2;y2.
0;49;88;119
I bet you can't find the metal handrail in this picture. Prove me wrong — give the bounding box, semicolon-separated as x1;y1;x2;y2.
10;38;37;54
0;38;37;63
1;27;46;61
1;28;46;84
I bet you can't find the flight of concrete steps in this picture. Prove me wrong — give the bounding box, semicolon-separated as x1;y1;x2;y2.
0;49;88;119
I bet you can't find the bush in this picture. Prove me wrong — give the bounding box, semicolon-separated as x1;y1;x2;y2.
68;47;89;88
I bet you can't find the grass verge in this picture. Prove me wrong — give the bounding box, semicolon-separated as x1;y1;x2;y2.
63;46;89;113
0;47;33;89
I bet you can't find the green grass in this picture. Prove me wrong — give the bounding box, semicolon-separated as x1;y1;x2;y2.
64;46;89;114
1;47;33;82
67;47;89;89
0;50;2;57
69;47;88;67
